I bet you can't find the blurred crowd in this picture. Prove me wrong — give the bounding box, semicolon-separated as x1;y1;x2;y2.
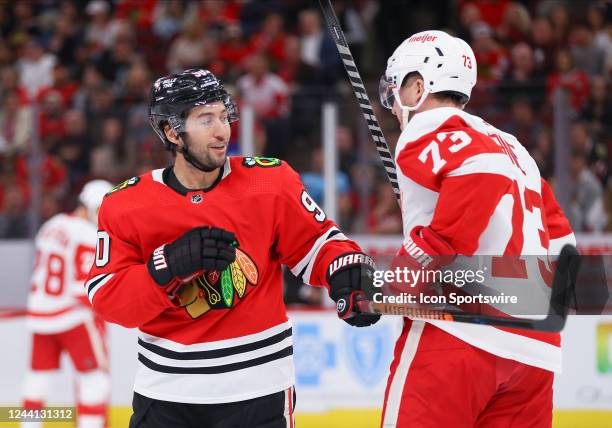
0;0;610;239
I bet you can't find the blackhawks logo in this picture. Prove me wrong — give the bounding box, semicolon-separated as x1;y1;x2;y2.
106;177;140;196
178;248;259;319
242;157;281;168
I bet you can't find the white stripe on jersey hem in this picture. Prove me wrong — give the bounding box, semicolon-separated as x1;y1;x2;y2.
133;380;294;405
383;320;425;427
87;274;115;303
138;336;293;368
428;320;562;372
446;153;517;181
138;320;291;352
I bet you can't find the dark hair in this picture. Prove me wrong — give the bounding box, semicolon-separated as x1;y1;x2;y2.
400;71;467;106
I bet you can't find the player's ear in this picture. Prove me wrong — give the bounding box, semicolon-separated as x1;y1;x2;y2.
164;124;180;145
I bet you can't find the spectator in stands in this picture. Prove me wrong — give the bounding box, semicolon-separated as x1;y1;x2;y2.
547;49;590;113
166;15;215;73
36;63;78;107
85;85;119;145
457;2;481;44
587;3;612;75
570;23;605;77
0;179;29;238
85;0;122;53
236;54;289;156
58;109;91;188
90;117;126;182
499;42;545;108
218;24;251;80
531;17;557;75
95;31;137;84
0;66;29;105
298;9;341;84
581;75;612;138
502;98;542;151
531;127;553;180
152;0;186;41
38;90;66;151
16;38;56;99
248;12;288;67
333;0;367;64
549;2;570;46
47;11;82;67
470;21;508;81
569;148;607;232
496;2;531;46
0;91;32;155
571;120;609;186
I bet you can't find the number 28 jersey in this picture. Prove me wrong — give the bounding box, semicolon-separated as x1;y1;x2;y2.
28;214;97;333
86;157;361;404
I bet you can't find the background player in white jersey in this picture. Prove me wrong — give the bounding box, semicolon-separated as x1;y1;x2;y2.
22;179;113;428
377;31;576;427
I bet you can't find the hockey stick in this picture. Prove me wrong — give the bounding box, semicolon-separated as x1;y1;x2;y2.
319;0;400;202
357;245;581;332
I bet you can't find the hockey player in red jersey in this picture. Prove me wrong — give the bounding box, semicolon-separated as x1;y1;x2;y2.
23;179;113;428
377;31;575;427
85;68;379;428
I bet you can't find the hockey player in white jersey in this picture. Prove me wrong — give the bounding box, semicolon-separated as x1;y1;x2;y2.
22;180;113;428
377;30;576;427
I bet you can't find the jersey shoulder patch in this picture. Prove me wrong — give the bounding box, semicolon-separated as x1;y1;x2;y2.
241;157;282;168
106;176;141;196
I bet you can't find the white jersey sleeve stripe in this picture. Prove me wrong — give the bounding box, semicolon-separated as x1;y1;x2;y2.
290;226;348;285
86;273;114;303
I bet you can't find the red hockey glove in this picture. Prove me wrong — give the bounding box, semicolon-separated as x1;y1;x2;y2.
388;226;456;297
147;226;237;300
328;252;381;327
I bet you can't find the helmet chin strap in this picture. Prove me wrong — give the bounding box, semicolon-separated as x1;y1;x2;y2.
393;87;431;129
177;132;219;173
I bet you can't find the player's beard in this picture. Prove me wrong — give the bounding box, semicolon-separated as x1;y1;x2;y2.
180;134;227;172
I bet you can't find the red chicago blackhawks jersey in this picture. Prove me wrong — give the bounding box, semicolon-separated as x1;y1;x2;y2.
28;213;97;333
395;107;575;372
86;156;361;404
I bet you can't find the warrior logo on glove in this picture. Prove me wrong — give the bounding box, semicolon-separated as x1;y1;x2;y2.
178;248;259;319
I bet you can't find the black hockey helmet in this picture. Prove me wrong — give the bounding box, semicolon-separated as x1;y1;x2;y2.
148;68;238;150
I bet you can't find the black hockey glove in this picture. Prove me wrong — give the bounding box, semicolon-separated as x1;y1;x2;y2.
147;226;237;298
328;252;381;327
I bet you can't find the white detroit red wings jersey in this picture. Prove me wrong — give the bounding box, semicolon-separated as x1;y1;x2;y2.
86;157;361;404
395;107;575;372
28;214;97;333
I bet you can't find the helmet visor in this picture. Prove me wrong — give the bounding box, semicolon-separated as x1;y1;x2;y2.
379;75;396;110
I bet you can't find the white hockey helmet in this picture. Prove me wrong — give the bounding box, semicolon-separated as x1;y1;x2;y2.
379;30;477;125
79;179;113;224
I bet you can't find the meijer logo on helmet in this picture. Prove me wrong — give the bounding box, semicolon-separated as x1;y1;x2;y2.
408;34;438;43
